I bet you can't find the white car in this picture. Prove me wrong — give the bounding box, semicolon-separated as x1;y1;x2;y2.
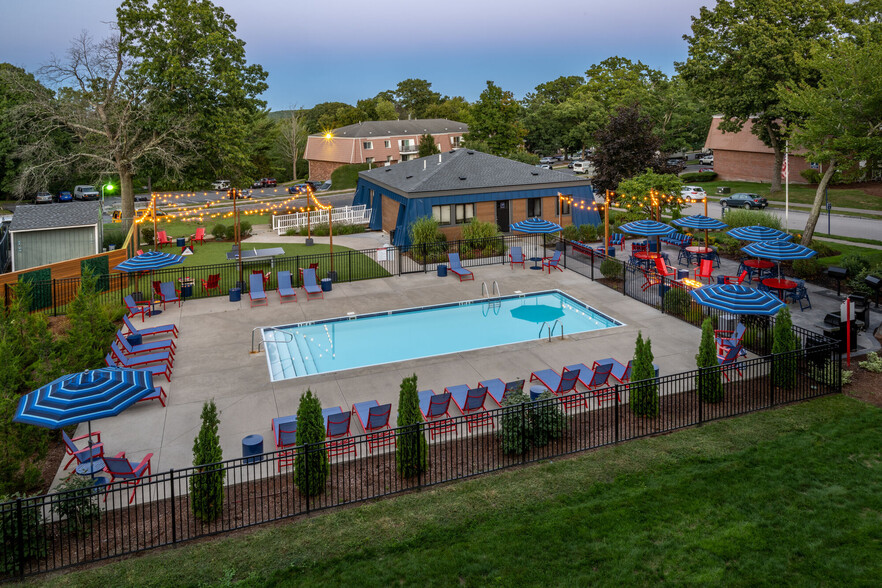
212;179;231;190
681;185;707;203
699;154;714;165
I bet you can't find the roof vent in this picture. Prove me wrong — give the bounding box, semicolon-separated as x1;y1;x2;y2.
406;175;413;179
531;172;539;176
385;168;391;172
459;176;467;181
467;151;474;155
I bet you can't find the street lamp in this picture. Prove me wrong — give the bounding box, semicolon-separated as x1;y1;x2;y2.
101;182;115;203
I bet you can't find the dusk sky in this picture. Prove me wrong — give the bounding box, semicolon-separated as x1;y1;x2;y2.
0;0;713;111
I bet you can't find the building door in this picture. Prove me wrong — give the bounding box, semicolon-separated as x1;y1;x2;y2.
496;200;510;232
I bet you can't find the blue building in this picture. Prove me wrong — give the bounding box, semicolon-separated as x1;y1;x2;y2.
352;150;600;247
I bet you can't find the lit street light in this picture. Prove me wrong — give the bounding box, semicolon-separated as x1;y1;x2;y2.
101;182;115;203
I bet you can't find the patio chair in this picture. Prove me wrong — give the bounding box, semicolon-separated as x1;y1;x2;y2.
105;352;173;382
418;390;456;439
200;274;221;295
787;281;812;311
479;379;524;406
609;233;625;250
529;368;581;410
61;429;104;471
641;269;662;291
103;452;153;504
353;401;395;453
564;362;617;403
677;248;693;266
542;250;563;273
156;230;171;248
446;385;494;432
277;270;298;303
694;259;714;283
709;249;721;268
271;407;343;470
136;386;167;407
722;270;748;285
252;269;272;289
115;329;176;356
592;358;631;383
653;257;677;279
509;246;526;269
715;323;746;352
326;411;357;457
718;344;744;381
123;294;152;323
447;253;474;281
122;314;178;339
189;227;206;246
301;267;324;300
110;340;173;368
248;273;268;307
157;281;181;309
631;242;647;252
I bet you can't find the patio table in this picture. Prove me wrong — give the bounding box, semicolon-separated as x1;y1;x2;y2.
763;278;798;301
685;246;713;265
529;257;543;270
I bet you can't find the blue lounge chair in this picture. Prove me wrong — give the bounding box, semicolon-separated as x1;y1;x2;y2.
718;345;744;381
301;267;324;300
353;401;395;453
115;330;175;356
277;270;298;303
123;294;152;322
102;452;152;504
715;323;746;351
592;358;631;383
249;273;267;307
157;282;181;309
542;250;563;273
122;314;178;339
418;390;456;439
326;411;356;457
110;340;173;368
447;253;474;281
509;246;526;269
62;430;104;471
479;379;524;406
563;362;616;403
136;386;167;407
271;406;343;471
446;385;493;432
105;350;173;382
529;368;581;409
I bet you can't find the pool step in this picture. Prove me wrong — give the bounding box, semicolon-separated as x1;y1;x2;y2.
265;331;298;381
293;332;318;376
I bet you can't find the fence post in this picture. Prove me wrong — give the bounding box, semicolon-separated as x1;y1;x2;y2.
614;386;620;443
520;401;527;462
295;256;300;286
348;250;352;282
304;443;311;514
169;468;177;545
622;262;627;297
697;370;704;424
52;279;57;317
417;423;424;490
16;497;24;579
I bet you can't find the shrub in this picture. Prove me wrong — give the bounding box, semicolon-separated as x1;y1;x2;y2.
530;391;567;448
329;162;371;191
102;231;125;250
211;224;227;241
722;208;782;230
409;216;447;262
859;352;882;373
300;223;365;236
849;263;882;296
224;225;236;241
600;258;623;280
395;374;427;478
63;271;116;373
191;400;224;522
800;169;821;184
662;287;690;317
461;218;503;256
52;474;100;536
679;171;718;182
562;225;580;241
578;223;599;242
696;318;724;403
839;254;869;278
140;227;155;245
792;258;821;279
808;240;837;258
809;360;852;386
498;391;531;455
239;221;252;238
629;332;659;417
294;389;329;496
0;493;45;575
771;307;799;389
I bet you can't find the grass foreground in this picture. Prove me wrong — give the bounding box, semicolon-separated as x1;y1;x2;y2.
32;395;882;587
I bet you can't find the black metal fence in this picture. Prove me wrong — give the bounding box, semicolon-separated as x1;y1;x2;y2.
1;337;839;580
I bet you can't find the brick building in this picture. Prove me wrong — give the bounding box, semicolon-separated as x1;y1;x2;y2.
304;119;468;181
705;115;811;184
352;150;600;247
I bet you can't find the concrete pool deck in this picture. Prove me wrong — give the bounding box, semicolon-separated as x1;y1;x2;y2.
52;263;710;490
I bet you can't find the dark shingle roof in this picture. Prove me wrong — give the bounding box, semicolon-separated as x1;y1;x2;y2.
9;202;101;232
359;150;589;197
320;119;468;138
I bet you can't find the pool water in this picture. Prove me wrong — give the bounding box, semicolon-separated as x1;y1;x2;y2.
262;290;622;381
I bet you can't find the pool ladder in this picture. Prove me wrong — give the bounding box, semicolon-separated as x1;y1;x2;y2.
538;319;564;342
251;327;294;354
481;281;500;299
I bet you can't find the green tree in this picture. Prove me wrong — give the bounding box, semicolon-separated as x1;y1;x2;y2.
616;169;683;218
191;400;224;522
679;0;846;193
395;78;441;119
424;96;472;124
276;107;308;181
697;318;724;403
294;389;329;496
630;332;659;417
395;374;427;478
467;81;526;155
63;271;116;373
771;307;799;389
375;98;399;120
592;104;663;193
303;101;354;133
779;36;882;245
418;133;441;157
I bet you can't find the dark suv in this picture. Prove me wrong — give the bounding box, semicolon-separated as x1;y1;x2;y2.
720;193;768;209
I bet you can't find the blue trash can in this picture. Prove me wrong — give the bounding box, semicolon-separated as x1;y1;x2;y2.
242;434;263;464
437;264;448;277
321;278;332;292
176;237;186;248
229;287;241;302
530;385;545;401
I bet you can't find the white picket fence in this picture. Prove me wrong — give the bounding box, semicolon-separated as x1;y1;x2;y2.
272;205;371;235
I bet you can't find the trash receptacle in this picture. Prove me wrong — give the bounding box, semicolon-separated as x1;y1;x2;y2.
321;278;332;292
242;434;263;464
176;237;186;247
229;287;241;302
530;385;545;401
437;264;448;277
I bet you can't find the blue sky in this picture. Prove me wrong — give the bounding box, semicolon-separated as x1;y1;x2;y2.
0;0;712;111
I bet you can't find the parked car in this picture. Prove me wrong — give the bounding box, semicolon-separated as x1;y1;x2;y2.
34;191;53;204
720;193;768;209
539;157;556;164
572;161;595;175
568;159;581;169
698;167;714;173
56;190;72;203
665;158;685;168
316;180;332;191
288;184;308;195
262;178;277;187
73;185;100;201
536;164;553;170
304;180;323;192
699;154;714;165
251;179;265;189
211;179;231;190
680;185;707;203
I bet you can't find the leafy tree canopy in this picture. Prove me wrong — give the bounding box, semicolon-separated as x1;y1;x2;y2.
395;78;441;119
467;81;526;155
592;104;663;193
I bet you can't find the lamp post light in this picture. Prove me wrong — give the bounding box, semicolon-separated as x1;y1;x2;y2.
101;182;114;203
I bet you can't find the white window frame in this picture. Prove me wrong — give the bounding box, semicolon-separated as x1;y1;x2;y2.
432;205;452;225
527;197;542;218
363;141;373;149
384;140;391;148
454;203;475;224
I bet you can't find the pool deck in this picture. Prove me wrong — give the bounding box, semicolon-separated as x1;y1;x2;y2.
52;261;709;490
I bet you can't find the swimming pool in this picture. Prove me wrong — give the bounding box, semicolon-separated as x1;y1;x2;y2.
262;290;623;381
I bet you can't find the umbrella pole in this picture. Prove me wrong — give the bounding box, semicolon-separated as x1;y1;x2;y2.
87;421;95;480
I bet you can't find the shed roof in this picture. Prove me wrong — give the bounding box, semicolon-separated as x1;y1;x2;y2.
320;119;468;139
358;150;590;198
9;202;101;232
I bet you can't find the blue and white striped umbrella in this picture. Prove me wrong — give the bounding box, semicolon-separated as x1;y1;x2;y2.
509;217;563;233
690;284;785;316
741;240;816;261
114;251;184;273
618;220;677;237
671;215;728;231
727;226;792;242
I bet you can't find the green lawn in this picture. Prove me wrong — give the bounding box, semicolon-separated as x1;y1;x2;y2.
817;242;882;267
699;180;881;211
39;395;882;587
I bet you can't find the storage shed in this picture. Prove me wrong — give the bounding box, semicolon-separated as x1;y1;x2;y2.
8;202;103;272
352;150;600;247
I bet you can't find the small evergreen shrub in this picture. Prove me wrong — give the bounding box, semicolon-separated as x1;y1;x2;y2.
839;254;869;279
211;224;228;241
63;271;116;373
395;374;427;478
792;258;821;279
721;208;782;230
191;400;224;522
696;318;724;403
0;493;45;575
662;287;690;317
294;389;329;496
461;218;503;256
771;307;799;389
809;360;852;386
629;332;659;417
600;258;623;280
52;474;100;536
102;231;125;250
140;227;155;245
859;352;882;373
530;391;567;448
498;391;530;456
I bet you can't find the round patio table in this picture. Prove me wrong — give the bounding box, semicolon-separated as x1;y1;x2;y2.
685;245;713;266
743;259;774;270
632;251;660;260
763;278;798;301
529;257;543;270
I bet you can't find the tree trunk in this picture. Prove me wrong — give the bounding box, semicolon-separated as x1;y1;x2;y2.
765;121;783;193
801;162;836;246
119;167;135;236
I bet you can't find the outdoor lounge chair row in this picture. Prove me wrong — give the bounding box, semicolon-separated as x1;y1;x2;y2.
105;315;180;383
248;269;324;307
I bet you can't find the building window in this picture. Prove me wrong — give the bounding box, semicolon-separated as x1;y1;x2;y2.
386;155;392;162
384;140;391;148
556;195;571;216
363;141;373;149
527;198;542;218
455;203;475;224
451;136;462;147
366;157;374;164
432;205;452;225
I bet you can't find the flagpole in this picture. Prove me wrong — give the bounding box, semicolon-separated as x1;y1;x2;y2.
784;140;789;231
